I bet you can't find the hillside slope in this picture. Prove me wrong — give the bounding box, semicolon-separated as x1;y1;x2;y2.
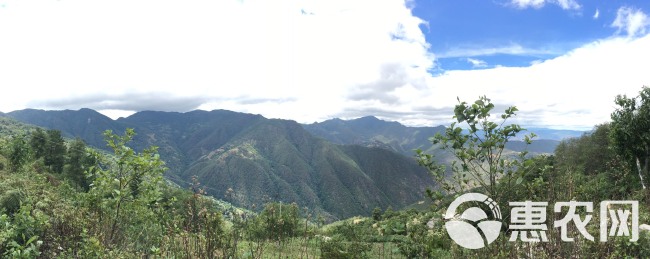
5;109;434;219
304;116;581;155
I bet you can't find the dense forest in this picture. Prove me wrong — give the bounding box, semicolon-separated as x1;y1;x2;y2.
1;87;650;258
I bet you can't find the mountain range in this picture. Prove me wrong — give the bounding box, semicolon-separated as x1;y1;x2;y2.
3;109;434;220
304;116;584;156
2;109;584;220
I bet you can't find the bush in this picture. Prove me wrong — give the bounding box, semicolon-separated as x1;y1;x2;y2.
320;235;372;259
0;190;24;215
1;201;48;257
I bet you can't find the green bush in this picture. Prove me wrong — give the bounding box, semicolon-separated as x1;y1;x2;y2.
0;190;24;215
320;235;371;259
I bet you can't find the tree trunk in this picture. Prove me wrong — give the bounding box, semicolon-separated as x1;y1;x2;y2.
636;157;647;189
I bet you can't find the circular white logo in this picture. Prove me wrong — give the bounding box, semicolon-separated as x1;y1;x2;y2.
444;193;502;249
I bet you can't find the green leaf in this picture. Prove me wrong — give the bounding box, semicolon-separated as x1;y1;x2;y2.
25;235;38;246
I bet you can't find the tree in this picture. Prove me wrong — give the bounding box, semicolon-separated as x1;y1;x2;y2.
64;138;94;191
250;202;300;243
88;128;166;245
44;129;65;174
372;207;382;221
416;96;535;203
8;135;29;173
610;86;650;191
29;128;46;160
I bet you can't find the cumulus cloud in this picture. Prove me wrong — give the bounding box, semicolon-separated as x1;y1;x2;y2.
509;0;581;10
611;7;650;37
347;63;428;104
0;0;649;130
0;0;433;122
405;35;650;130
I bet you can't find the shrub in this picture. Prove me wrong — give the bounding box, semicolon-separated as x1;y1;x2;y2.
320;235;371;259
0;190;24;215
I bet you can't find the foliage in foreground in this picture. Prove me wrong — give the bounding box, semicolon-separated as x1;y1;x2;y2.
414;90;650;258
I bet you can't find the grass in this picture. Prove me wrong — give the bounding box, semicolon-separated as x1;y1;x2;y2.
237;239;406;259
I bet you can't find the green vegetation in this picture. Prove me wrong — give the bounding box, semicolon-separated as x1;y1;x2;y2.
0;125;417;257
303;116;448;156
1;87;650;257
411;89;650;257
611;86;650;192
304;114;574;156
416;95;535;203
6;109;433;219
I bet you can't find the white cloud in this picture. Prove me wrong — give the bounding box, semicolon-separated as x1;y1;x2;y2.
511;0;546;9
437;44;560;58
510;0;580;10
0;0;648;131
593;8;599;19
466;58;488;68
611;6;650;37
409;35;650;130
0;0;434;123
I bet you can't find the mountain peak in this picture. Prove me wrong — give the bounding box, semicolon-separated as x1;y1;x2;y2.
355;115;380;121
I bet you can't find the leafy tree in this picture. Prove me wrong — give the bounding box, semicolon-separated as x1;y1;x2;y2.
44;129;65;173
8;136;29;173
416;96;535;203
88;128;166;246
610;86;650;191
382;206;395;219
249;202;299;243
555;123;617;176
372;207;382;221
64;138;94;191
29;128;46;160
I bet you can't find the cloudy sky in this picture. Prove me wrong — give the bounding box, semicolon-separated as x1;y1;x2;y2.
0;0;649;130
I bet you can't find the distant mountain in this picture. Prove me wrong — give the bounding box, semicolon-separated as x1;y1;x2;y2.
6;108;126;147
5;109;434;220
523;128;586;141
303;116;447;156
304;117;585;156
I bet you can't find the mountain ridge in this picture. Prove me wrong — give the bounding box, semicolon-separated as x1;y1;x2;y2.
304;116;586;156
2;108;585;218
3;108;434;220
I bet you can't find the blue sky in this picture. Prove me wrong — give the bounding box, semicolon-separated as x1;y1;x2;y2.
414;0;650;70
0;0;649;130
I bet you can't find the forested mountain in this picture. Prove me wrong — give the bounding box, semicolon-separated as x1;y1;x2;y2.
4;109;434;219
304;116;582;155
303;116;447;156
6;108;126;147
